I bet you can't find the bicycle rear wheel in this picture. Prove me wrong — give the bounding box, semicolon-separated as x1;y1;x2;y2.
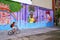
15;29;21;34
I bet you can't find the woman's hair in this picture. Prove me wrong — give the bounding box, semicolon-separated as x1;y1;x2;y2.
46;10;50;15
13;22;15;24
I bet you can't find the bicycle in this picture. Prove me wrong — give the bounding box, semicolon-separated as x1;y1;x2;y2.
8;27;21;35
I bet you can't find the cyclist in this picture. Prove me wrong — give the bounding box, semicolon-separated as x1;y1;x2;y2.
10;22;17;33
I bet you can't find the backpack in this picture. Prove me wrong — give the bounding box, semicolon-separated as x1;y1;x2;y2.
10;24;14;28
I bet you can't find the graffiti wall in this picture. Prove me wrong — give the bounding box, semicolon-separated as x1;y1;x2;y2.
18;4;54;29
0;2;54;30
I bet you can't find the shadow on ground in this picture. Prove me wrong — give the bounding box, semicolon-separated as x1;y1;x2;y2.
27;30;60;40
44;30;60;40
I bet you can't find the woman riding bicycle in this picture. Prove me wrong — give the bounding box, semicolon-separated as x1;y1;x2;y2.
10;22;17;33
8;22;20;35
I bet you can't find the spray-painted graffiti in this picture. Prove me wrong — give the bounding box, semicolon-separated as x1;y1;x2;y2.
0;3;54;30
0;3;10;25
0;10;10;25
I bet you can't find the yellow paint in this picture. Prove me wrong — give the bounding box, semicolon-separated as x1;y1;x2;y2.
29;18;35;23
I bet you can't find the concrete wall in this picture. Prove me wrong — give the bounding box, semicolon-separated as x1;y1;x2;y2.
32;0;52;9
13;0;52;9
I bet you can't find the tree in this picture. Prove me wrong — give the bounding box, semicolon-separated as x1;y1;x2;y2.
0;0;22;12
0;0;22;20
55;8;60;26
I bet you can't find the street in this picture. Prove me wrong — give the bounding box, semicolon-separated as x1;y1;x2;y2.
0;27;60;40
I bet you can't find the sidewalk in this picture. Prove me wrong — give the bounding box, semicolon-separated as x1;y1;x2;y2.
0;27;60;40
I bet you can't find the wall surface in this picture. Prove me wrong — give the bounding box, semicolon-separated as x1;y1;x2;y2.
0;3;54;30
13;0;52;9
32;0;52;9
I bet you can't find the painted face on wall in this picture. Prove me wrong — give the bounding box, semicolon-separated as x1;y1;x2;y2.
28;12;37;23
30;13;33;18
46;10;52;22
46;14;50;17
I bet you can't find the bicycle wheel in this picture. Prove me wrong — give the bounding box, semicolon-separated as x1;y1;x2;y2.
15;29;21;34
8;30;14;35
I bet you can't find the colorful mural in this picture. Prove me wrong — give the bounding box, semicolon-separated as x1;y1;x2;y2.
0;2;54;30
0;3;10;25
18;4;54;29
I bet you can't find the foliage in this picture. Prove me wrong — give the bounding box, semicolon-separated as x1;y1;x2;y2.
0;0;12;1
0;0;22;12
55;8;60;18
55;8;60;26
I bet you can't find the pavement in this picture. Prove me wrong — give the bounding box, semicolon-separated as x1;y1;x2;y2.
0;27;60;40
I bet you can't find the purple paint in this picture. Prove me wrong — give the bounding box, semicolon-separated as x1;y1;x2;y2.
10;3;53;23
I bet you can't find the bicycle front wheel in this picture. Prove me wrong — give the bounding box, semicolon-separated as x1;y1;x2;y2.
8;30;14;35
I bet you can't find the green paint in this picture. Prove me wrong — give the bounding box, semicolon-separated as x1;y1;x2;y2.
0;0;22;12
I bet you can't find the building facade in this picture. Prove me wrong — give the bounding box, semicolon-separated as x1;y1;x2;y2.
0;0;54;30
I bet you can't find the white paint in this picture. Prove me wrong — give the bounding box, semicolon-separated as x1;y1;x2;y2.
12;0;32;4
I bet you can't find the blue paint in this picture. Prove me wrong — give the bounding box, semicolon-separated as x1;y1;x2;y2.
0;20;54;30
